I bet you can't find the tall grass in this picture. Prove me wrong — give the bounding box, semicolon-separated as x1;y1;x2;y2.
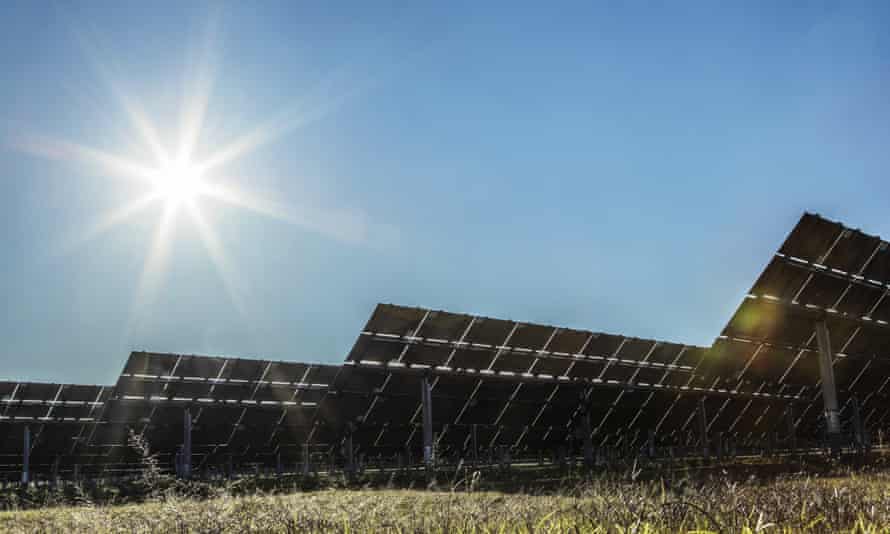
3;470;890;532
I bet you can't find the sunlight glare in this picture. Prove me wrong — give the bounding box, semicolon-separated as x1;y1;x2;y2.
154;160;205;204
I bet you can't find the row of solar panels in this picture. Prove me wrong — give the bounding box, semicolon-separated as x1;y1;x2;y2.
0;351;801;475
3;213;890;477
0;329;811;475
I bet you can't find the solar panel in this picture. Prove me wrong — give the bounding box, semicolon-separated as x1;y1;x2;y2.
337;303;801;461
0;381;111;479
718;213;890;446
107;352;343;470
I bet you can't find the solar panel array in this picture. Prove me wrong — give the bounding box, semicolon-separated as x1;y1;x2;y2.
718;213;890;443
1;382;109;477
108;352;341;469
3;212;889;480
336;304;799;458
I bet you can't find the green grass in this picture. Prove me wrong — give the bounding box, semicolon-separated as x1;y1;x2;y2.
3;472;890;533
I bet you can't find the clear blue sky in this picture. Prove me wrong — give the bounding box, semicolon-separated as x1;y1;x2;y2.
2;1;890;385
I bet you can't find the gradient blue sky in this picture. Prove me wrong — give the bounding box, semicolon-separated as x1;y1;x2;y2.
2;2;890;385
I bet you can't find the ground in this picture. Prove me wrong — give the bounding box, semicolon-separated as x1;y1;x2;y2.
3;468;890;533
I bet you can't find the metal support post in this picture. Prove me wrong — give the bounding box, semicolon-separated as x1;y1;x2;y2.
647;429;656;459
344;431;355;476
852;395;864;449
276;452;283;475
557;445;567;471
22;426;30;485
52;456;60;485
698;397;710;460
181;408;192;479
421;375;434;469
302;443;311;476
814;320;842;444
472;424;479;467
786;405;797;454
581;409;593;469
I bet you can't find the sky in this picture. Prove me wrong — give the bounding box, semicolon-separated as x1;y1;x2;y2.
2;1;890;385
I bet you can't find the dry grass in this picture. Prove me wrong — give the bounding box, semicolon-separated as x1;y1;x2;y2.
3;472;890;533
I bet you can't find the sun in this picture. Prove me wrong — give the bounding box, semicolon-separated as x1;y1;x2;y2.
153;159;206;205
12;18;370;328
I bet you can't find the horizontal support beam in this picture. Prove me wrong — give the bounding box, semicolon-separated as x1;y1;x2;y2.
335;422;562;432
717;334;890;368
109;397;323;411
333;389;568;408
347;361;802;402
0;416;102;424
777;253;890;294
357;332;696;373
117;374;331;390
0;399;104;408
740;294;890;336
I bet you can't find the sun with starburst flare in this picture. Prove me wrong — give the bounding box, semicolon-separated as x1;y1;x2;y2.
12;20;372;328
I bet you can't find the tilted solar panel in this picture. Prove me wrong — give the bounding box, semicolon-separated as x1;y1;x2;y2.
109;352;345;469
338;303;799;460
0;381;112;478
718;213;890;446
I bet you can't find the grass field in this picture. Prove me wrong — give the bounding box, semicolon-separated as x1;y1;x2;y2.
3;469;890;533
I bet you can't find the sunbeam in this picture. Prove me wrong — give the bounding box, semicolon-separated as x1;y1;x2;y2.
202;180;368;243
129;201;178;326
15;135;160;185
74;27;171;164
194;66;366;176
118;91;171;165
199;181;293;223
58;191;163;255
177;16;219;164
185;199;246;316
